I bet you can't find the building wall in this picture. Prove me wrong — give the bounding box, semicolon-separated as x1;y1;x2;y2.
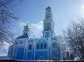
8;36;61;60
16;47;24;60
35;50;48;60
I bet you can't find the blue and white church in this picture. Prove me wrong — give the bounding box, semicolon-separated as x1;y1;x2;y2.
8;6;62;60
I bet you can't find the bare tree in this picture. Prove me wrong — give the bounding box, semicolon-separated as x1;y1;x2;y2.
0;0;22;48
64;19;84;60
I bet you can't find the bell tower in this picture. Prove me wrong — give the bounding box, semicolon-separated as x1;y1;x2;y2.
43;6;55;38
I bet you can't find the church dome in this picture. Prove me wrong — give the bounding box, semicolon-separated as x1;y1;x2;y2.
16;35;28;39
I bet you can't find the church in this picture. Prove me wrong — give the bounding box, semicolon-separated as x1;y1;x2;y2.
8;6;62;61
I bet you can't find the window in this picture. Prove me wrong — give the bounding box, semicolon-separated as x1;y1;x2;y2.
41;44;43;49
49;24;51;30
29;45;32;50
15;42;18;44
45;32;49;37
36;41;47;50
44;44;47;49
37;44;39;49
44;23;51;31
20;41;23;44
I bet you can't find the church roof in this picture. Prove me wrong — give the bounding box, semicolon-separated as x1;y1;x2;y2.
16;35;28;39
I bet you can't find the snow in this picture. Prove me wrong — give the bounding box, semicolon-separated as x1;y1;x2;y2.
74;57;80;61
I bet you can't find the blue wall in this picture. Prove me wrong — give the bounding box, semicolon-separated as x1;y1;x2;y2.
35;51;48;60
27;51;34;60
17;47;24;59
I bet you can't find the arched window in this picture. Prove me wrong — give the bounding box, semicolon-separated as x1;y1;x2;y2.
20;41;23;44
28;44;32;50
36;39;47;49
41;44;43;49
37;44;39;49
44;44;47;49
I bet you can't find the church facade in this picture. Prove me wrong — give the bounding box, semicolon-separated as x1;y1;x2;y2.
8;7;62;60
